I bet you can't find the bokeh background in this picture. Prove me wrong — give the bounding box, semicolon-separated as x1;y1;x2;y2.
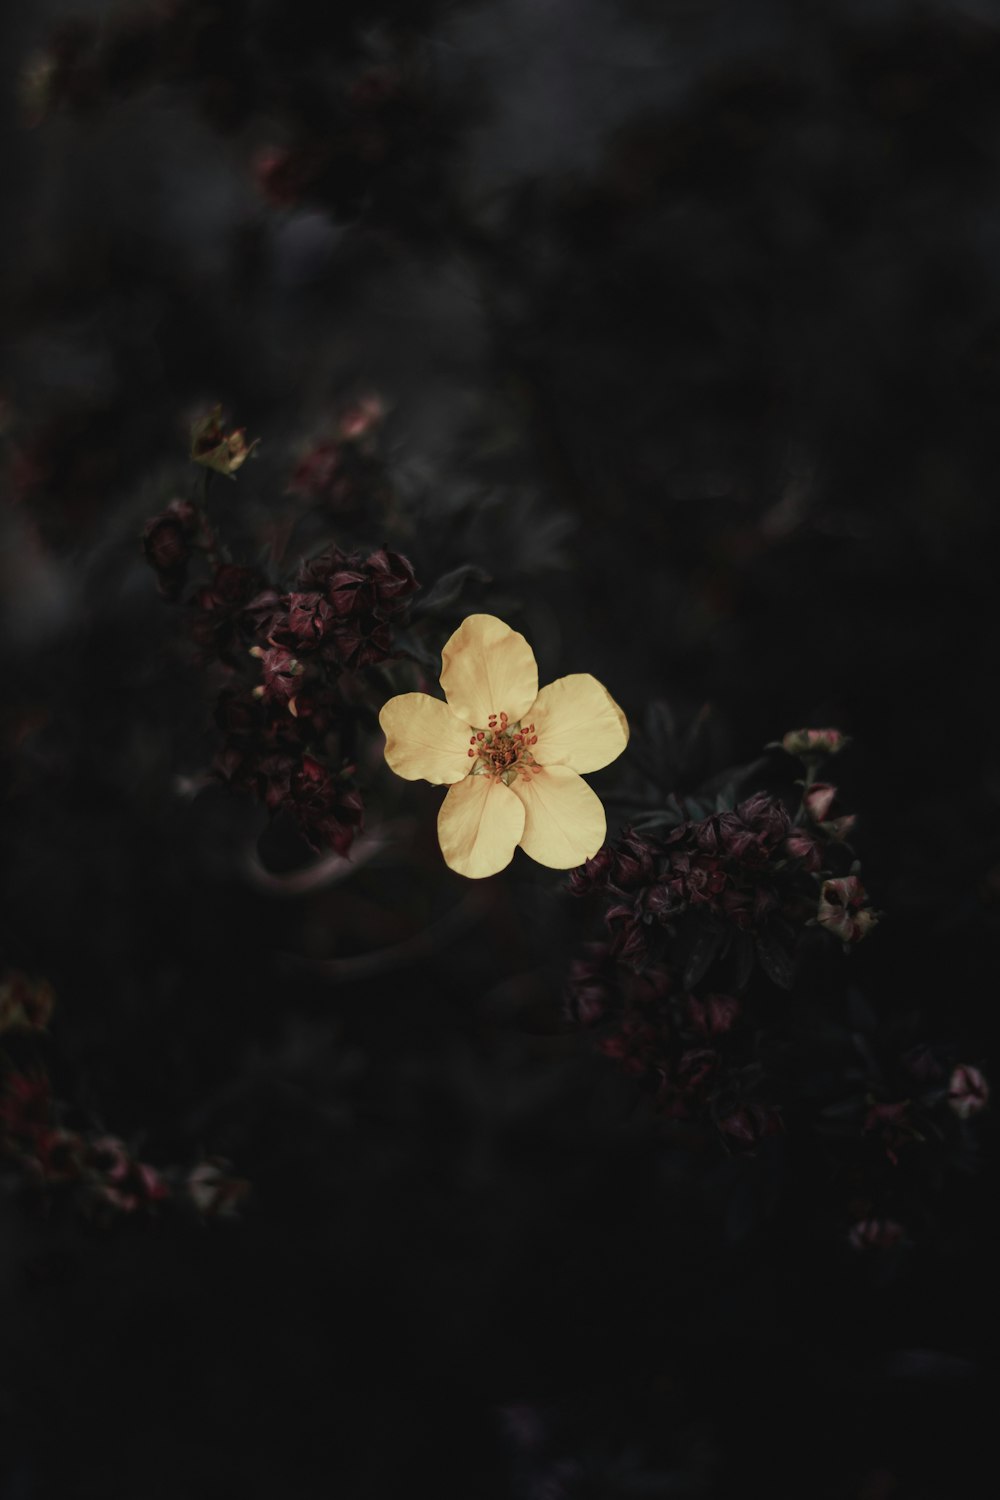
1;1;996;1496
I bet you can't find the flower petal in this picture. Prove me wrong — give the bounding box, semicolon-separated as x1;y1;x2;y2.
379;693;474;784
529;673;629;774
437;774;525;878
510;764;607;869
439;614;539;728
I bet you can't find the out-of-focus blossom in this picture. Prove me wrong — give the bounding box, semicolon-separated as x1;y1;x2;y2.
191;564;265;660
947;1064;989;1119
717;1102;782;1150
817;875;878;944
0;1070;53;1143
781;727;848;758
187;1159;250;1218
253;145;317;207
18;50;60;128
142;498;202;601
687;993;740;1038
83;1136;170;1215
380;614;629;877
338;394;385;442
848;1218;905;1251
0;972;55;1034
864;1099;921;1165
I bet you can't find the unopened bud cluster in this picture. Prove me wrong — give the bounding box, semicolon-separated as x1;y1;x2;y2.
142;409;419;855
566;726;986;1243
1;970;248;1224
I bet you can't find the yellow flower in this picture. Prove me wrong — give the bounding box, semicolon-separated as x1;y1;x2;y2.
379;614;628;878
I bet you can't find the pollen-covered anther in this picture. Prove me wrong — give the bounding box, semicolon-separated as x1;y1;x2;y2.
469;718;538;783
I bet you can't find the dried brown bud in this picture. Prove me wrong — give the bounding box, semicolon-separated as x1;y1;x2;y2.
190;406;260;478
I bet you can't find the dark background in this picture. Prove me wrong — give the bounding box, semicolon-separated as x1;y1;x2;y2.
0;1;995;1496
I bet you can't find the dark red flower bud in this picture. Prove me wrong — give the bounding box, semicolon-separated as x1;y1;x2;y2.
568;847;614;895
646;881;684;919
333;618;394;668
327;568;372;617
609;831;658;891
693;818;723;856
296;545;354;593
607;913;648;962
284;591;335;648
285;756;365;855
864;1099;919;1165
600;1015;667;1077
190;564;265;659
142;498;200;599
243;587;285;638
735;793;791;848
256;752;296;810
676;1047;718;1094
143;514;189;572
688;993;740;1037
249;642;304;710
366;546;419;610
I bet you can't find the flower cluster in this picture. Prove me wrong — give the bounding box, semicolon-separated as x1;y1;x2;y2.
142;410;420;855
1;971;247;1224
572;786;853;977
567;728;988;1247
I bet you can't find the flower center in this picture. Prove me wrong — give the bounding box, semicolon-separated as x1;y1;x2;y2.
467;711;538;784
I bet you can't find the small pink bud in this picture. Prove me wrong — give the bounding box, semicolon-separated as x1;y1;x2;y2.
804;782;837;823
